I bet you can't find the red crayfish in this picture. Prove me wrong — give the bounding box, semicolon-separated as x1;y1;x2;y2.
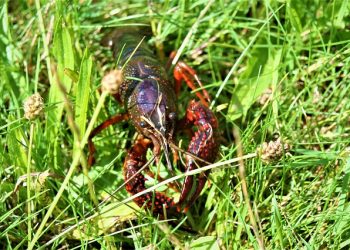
88;29;220;214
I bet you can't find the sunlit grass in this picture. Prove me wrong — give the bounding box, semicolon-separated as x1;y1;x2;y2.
1;0;350;249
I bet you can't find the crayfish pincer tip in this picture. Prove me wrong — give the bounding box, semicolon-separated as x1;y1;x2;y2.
176;205;182;213
176;205;189;214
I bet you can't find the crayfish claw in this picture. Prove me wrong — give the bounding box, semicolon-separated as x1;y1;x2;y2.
177;167;209;213
178;170;194;206
175;100;219;212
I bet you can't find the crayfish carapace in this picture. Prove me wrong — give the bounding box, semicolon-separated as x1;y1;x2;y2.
88;29;220;214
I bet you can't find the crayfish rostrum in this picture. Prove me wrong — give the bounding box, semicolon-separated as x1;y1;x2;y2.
88;29;220;214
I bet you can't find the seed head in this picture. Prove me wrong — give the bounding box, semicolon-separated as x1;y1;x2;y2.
258;88;273;105
258;137;290;164
101;69;123;94
23;93;44;120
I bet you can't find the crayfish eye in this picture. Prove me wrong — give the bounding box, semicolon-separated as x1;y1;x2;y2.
168;112;176;120
139;121;147;128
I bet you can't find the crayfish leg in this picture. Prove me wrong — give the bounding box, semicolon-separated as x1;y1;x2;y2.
173;60;211;107
88;113;129;166
124;137;175;214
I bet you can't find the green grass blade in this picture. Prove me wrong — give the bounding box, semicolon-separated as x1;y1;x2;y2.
73;48;92;157
45;17;74;169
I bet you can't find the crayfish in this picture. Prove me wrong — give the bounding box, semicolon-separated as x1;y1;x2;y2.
88;29;220;214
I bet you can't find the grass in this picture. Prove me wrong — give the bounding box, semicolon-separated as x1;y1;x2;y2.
1;0;350;249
